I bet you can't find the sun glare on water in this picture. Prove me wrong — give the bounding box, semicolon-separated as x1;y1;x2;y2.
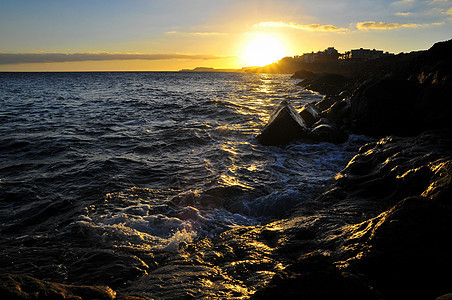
242;34;287;67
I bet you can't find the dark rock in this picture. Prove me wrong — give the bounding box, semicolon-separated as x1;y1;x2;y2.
68;250;148;288
315;96;341;111
257;100;309;145
312;117;336;128
0;274;117;300
349;39;452;137
298;73;349;96
345;196;452;300
437;294;452;300
198;194;222;209
291;70;317;80
170;192;196;207
298;103;321;127
320;129;452;205
309;123;348;144
251;253;380;300
323;99;351;125
315;129;452;299
350;78;421;136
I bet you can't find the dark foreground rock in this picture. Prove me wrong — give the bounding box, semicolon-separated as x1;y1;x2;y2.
0;274;146;299
0;274;114;300
252;129;452;299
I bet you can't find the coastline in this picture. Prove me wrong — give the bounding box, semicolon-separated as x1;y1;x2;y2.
1;40;451;299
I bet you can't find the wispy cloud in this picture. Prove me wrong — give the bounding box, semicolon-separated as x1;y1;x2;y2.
446;8;452;14
165;31;226;36
254;21;348;32
356;21;443;30
395;12;413;16
391;0;416;6
0;52;232;65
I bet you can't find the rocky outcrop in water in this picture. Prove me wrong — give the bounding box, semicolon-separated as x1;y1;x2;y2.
293;39;452;138
257;100;348;145
257;100;310;145
252;129;452;299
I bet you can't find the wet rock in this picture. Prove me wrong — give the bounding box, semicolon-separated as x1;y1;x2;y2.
298;73;349;96
437;294;452;300
251;253;380;300
317;129;452;299
298;103;321;127
323;99;351;126
170;192;196;207
315;96;341;111
251;129;452;299
342;195;452;300
291;70;317;80
0;274;117;300
321;130;452;205
309;123;348;144
68;250;149;289
197;194;221;209
257;100;309;145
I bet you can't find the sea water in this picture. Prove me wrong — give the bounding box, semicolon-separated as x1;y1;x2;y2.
0;72;368;294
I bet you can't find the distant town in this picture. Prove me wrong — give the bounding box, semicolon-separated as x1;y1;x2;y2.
180;46;397;73
241;46;401;74
290;47;394;63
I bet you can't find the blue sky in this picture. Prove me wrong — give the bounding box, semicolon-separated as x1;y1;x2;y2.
1;0;451;70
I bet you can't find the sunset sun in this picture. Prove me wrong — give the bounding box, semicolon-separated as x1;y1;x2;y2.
242;34;287;67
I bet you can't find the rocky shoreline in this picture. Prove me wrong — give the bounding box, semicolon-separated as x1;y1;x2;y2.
1;40;451;299
251;39;452;299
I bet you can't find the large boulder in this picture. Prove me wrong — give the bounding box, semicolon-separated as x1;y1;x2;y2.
257;100;309;145
298;103;321;127
253;129;452;299
298;73;349;96
350;39;452;137
320;129;452;299
350;78;421;136
251;253;381;300
291;70;317;80
323;99;351;126
309;122;348;144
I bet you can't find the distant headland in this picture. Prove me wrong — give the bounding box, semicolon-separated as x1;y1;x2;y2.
179;67;243;73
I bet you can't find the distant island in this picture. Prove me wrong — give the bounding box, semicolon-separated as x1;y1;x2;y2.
179;67;244;73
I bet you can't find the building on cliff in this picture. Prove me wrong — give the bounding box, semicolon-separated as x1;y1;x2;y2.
340;48;393;61
294;47;339;63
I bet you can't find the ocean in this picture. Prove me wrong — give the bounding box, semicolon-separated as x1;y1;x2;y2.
0;72;369;298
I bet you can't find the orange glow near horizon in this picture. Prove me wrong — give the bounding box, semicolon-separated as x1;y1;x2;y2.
241;34;288;67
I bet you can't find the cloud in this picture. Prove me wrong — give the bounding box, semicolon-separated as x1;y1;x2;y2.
0;52;232;65
165;31;226;36
356;21;443;30
254;21;348;32
446;8;452;14
395;12;413;16
391;0;416;6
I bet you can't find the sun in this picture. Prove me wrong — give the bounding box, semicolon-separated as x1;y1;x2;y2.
242;34;287;67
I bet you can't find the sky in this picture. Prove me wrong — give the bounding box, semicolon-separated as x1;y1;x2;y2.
0;0;451;71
